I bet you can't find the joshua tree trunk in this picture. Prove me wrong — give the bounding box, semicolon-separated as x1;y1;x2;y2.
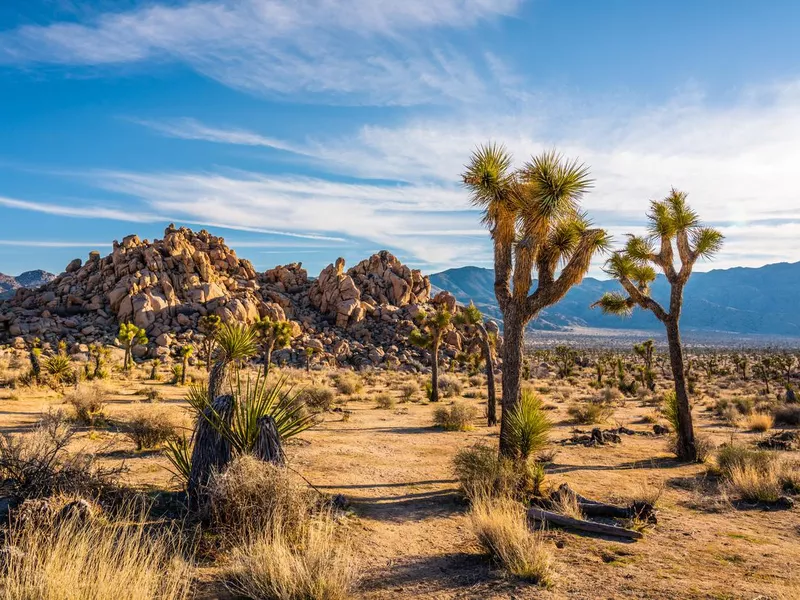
499;308;525;455
188;394;234;508
181;355;189;385
123;346;131;372
430;337;441;402
208;359;228;403
263;342;274;378
476;323;497;426
666;319;696;461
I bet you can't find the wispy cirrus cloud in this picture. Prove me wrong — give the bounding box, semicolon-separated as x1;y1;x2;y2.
0;0;523;105
0;240;110;248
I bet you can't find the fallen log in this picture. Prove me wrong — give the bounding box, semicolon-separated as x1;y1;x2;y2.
527;507;643;540
551;484;656;522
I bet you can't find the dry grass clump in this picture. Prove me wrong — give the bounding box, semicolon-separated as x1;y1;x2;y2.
746;412;773;433
331;372;362;396
399;382;418;402
213;457;358;600
0;420;121;500
714;443;798;503
2;507;193;600
437;374;463;398
374;393;395;410
63;383;107;426
453;444;541;501
122;406;181;451
226;516;358;600
298;385;335;413
433;402;477;431
207;456;317;539
567;399;613;424
774;404;800;426
470;496;554;587
715;397;755;424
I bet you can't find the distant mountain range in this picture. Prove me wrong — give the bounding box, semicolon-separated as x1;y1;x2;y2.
0;270;56;300
430;261;800;336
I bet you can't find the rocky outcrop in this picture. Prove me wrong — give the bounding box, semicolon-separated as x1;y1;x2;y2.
0;226;492;372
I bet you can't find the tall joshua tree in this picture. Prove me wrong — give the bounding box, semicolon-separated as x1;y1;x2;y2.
463;146;609;456
409;307;453;403
254;317;295;378
593;189;723;461
455;302;497;425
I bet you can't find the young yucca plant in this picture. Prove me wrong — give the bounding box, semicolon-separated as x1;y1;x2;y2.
505;389;551;461
188;373;315;456
662;390;680;433
164;434;193;487
43;354;74;388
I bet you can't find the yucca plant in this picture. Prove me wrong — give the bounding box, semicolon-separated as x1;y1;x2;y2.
164;434;192;487
593;190;723;462
209;322;257;400
187;373;315;457
505;389;551;461
118;323;148;372
662;390;680;433
409;307;453;402
463;146;610;456
455;302;497;425
43;354;74;389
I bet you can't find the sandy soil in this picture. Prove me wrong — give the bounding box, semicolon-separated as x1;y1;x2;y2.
0;370;798;600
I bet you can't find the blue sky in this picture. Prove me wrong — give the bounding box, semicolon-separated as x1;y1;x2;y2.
1;0;800;278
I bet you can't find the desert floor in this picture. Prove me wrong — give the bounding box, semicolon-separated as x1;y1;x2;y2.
0;368;798;600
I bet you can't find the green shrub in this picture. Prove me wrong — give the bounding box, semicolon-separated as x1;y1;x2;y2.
122;407;179;450
568;400;613;424
64;384;107;426
332;372;362;396
433;402;477;431
453;444;542;501
437;375;463;398
505;390;551;460
299;385;335;413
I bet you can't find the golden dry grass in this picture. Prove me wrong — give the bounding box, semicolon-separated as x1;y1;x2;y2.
1;508;193;600
469;496;554;587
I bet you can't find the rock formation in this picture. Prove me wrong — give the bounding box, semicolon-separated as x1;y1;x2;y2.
0;226;489;372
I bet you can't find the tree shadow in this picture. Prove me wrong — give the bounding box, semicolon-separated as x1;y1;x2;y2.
350;487;466;523
359;552;507;595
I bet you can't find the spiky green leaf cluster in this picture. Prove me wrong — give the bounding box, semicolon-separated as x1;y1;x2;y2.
215;322;257;362
505;388;552;461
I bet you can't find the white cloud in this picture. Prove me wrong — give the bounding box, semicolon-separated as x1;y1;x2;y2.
0;240;110;248
0;0;523;105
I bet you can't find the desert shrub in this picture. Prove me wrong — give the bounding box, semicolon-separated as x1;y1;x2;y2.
715;444;776;479
437;374;463;398
433;402;477;431
505;390;551;460
470;496;554;586
0;421;121;501
298;385;335;413
715;397;754;423
226;516;357;600
3;506;193;600
374;393;395;410
122;407;180;451
774;404;800;426
399;382;418;402
63;383;107;426
468;375;484;387
746;412;773;432
453;444;542;501
332;372;362;396
727;463;782;503
667;432;714;463
135;387;163;403
207;456;317;539
568;400;613;425
599;386;622;404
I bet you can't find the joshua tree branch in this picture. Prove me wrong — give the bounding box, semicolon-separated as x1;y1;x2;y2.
619;276;669;322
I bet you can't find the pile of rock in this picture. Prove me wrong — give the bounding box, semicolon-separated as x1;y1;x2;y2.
0;226;493;372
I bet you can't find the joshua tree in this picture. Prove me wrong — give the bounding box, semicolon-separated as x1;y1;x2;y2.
254;317;295;378
593;190;723;461
554;345;577;379
463;146;609;456
633;339;656;391
304;346;318;373
198;314;222;372
209;323;257;401
455;302;497;425
117;323;148;372
180;345;193;385
88;343;111;379
409;307;453;403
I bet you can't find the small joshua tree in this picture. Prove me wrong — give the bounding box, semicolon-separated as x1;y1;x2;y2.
455;303;498;425
117;323;148;372
593;189;723;462
198;314;222;372
463;146;609;456
180;345;193;385
304;346;318;373
409;307;452;403
634;339;656;391
254;317;295;378
88;343;111;379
